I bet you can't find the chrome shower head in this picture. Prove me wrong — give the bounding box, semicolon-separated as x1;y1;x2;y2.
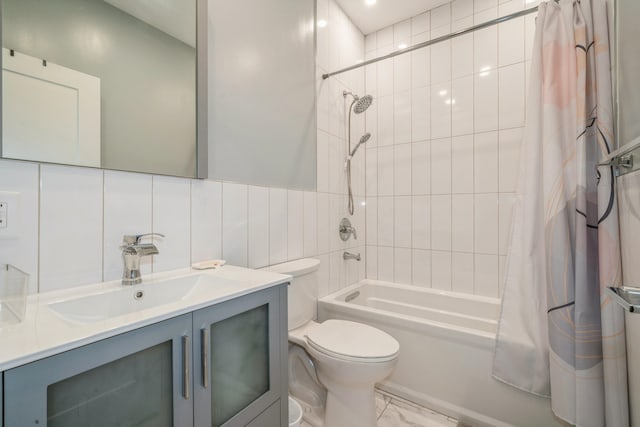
343;91;374;114
353;95;373;114
358;132;371;144
349;133;371;157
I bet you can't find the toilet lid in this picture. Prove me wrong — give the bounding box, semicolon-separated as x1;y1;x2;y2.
306;320;399;362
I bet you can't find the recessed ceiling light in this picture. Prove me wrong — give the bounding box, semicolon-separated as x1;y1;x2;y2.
365;0;377;6
317;19;327;28
439;90;448;96
397;43;408;49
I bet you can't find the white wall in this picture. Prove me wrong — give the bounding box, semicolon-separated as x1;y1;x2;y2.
207;0;317;190
363;0;539;297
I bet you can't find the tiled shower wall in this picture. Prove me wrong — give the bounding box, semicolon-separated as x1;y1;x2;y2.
363;0;540;297
0;0;366;298
315;0;367;297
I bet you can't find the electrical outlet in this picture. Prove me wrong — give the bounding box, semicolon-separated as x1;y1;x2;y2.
0;201;7;228
0;192;20;238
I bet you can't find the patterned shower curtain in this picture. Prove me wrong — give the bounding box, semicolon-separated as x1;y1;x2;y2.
492;1;629;425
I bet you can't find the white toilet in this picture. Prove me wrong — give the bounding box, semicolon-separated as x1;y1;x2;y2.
265;258;400;427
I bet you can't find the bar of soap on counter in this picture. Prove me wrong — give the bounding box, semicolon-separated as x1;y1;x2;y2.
191;260;226;270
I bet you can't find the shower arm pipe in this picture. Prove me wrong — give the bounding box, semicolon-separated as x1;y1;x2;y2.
322;5;539;80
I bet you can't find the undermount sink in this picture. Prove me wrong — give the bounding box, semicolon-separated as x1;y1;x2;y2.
48;273;233;323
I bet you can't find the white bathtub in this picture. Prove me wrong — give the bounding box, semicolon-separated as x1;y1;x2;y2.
318;280;563;427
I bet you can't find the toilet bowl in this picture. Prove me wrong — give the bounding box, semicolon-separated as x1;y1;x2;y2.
264;259;400;427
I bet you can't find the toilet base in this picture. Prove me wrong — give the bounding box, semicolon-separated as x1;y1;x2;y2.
296;398;325;427
324;383;377;427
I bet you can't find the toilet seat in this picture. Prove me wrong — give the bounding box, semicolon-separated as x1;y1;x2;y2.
305;319;399;363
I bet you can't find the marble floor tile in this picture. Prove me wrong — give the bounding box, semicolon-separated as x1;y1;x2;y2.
377;401;457;427
376;392;457;427
298;389;457;427
376;390;392;418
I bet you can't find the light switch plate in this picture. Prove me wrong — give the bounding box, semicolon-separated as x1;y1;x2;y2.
0;191;20;239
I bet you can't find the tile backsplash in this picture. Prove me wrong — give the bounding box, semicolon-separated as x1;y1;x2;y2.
0;159;320;295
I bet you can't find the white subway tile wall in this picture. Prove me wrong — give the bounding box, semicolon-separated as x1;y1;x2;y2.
364;0;536;297
190;179;222;264
248;185;270;269
0;160;39;294
103;171;153;282
222;182;248;267
39;165;104;293
0;158;323;293
153;176;191;273
313;0;367;297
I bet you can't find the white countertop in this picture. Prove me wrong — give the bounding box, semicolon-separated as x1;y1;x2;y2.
0;265;290;371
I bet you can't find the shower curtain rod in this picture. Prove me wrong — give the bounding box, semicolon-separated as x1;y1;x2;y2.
322;5;539;80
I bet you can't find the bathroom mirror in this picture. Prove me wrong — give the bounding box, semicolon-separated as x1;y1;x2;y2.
0;0;208;178
615;0;640;148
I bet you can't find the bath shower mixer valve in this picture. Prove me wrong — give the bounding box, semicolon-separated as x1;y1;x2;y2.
339;217;357;241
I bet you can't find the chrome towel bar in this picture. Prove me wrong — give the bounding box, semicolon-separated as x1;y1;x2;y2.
606;287;640;313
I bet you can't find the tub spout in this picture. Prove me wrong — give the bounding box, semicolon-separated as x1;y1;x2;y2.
343;251;361;261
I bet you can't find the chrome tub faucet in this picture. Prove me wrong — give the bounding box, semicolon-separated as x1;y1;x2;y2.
343;252;361;261
121;233;164;285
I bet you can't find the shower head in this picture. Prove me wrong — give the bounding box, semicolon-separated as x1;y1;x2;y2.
358;132;371;145
353;95;373;114
349;133;371;157
343;91;374;114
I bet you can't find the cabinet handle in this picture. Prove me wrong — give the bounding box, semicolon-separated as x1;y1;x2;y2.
182;334;191;399
201;327;210;388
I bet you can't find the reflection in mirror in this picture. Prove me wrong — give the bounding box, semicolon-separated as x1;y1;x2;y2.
1;0;202;178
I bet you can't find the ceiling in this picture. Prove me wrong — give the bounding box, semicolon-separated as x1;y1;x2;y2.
104;0;196;47
335;0;451;35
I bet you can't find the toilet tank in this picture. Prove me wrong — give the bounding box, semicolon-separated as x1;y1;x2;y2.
263;258;320;330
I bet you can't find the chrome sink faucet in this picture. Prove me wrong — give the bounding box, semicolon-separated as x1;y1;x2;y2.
121;233;164;285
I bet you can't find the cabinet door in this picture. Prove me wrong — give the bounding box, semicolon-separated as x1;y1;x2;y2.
193;286;285;427
4;314;193;427
246;400;280;427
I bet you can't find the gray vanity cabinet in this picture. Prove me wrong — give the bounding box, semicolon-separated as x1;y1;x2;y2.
3;313;193;427
1;284;288;427
193;285;287;427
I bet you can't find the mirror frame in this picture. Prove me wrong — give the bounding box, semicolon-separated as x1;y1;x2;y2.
0;0;208;179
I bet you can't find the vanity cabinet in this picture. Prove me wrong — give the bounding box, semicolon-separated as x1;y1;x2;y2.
2;285;287;427
4;313;194;427
193;286;286;427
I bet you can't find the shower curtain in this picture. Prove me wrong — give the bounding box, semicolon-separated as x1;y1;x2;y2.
492;1;629;426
